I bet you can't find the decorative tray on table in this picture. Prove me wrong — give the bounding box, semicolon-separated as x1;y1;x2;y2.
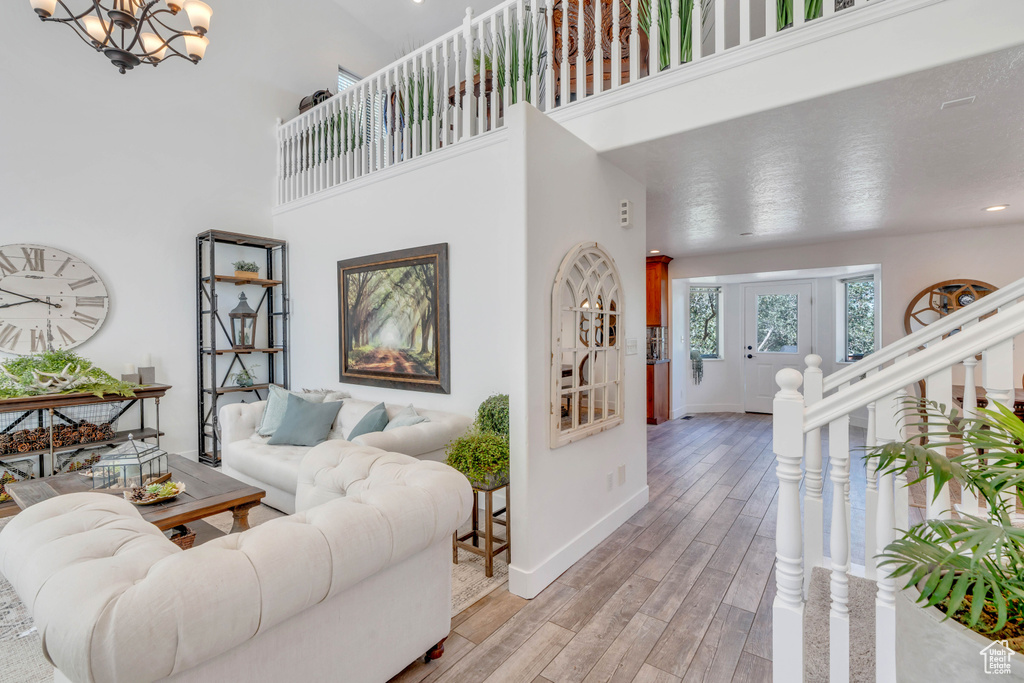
124;481;186;506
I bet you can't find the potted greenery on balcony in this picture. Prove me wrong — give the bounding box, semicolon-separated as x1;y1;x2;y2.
872;399;1024;681
446;394;509;489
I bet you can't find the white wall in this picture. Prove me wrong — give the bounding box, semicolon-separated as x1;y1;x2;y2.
669;223;1024;415
507;104;648;599
272;137;516;417
0;0;392;457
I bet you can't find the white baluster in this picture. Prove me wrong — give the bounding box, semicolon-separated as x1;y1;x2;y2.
772;368;805;683
442;42;452;147
740;0;751;44
692;0;703;60
629;0;639;83
490;15;500;130
983;323;1016;514
892;354;910;532
576;0;586;100
433;45;442;149
803;354;824;595
960;344;981;516
795;0;806;26
545;0;556;109
651;0;661;72
714;0;724;53
531;5;541;107
925;344;953;520
463;9;475;140
829;411;851;683
561;2;571;104
765;0;777;37
864;368;879;580
874;390;900;683
276;122;283;205
475;22;486;134
612;0;622;87
824;0;836;17
670;0;681;67
594;0;604;93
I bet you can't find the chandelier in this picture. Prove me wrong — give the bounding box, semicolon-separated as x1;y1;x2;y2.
29;1;212;74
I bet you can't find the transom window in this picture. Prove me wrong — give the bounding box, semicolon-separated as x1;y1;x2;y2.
551;243;624;448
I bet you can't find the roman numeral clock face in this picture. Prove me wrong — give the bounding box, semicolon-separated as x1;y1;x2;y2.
0;245;109;355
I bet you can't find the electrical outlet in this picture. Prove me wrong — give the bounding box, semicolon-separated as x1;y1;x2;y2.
606;472;614;492
618;465;626;486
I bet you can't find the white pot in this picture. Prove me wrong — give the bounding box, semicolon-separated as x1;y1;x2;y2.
896;586;1024;681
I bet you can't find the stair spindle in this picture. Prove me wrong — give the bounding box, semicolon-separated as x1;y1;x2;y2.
545;0;556;109
629;0;639;83
864;367;879;580
925;346;954;520
803;355;825;595
670;0;681;67
960;340;981;515
594;0;604;93
829;411;851;683
463;9;475;140
983;327;1017;513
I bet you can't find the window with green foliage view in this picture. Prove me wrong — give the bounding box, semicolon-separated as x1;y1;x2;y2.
843;277;876;362
689;287;721;359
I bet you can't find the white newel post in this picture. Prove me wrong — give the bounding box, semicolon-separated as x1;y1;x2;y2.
874;390;900;683
865;368;879;580
803;355;824;595
829;410;851;683
773;368;805;683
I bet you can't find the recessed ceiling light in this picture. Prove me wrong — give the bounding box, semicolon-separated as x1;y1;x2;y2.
740;232;754;236
985;205;1010;212
413;0;423;3
649;250;661;254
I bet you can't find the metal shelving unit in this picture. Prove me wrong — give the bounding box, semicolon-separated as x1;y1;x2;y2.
196;230;289;467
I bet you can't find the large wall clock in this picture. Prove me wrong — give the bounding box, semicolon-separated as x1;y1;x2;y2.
0;244;109;355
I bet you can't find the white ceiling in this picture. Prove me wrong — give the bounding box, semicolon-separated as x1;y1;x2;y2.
334;0;503;64
605;45;1024;258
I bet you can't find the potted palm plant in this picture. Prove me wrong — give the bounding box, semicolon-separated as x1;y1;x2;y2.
446;394;509;489
873;399;1024;681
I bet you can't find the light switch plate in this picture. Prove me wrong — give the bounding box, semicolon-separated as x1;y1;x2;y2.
626;338;638;356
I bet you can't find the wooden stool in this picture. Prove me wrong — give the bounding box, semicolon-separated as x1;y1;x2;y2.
453;481;509;578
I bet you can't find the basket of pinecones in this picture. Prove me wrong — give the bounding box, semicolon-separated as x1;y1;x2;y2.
0;422;116;455
168;525;196;550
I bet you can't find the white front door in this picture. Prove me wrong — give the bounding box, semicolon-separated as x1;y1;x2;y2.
743;283;813;413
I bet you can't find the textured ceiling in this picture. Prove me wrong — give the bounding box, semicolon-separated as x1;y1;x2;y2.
605;45;1024;257
334;0;503;64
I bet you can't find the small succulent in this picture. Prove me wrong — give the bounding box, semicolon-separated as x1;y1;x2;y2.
233;260;260;273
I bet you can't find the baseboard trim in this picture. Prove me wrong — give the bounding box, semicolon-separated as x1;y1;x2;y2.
686;403;744;414
507;486;649;599
670;406;688;420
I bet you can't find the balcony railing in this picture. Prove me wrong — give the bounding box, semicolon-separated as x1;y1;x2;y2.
277;0;870;206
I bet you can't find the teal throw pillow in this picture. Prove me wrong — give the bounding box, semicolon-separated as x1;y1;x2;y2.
267;393;343;447
384;404;430;431
259;385;330;437
348;402;389;439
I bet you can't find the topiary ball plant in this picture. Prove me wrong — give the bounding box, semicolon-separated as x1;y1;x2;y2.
476;393;509;437
446;393;511;488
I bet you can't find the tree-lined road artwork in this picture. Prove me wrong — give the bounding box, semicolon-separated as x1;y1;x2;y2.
344;259;438;379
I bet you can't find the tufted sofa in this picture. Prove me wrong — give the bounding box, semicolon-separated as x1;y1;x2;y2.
0;446;473;683
220;397;473;514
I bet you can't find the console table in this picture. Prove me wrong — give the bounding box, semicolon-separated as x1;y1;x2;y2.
0;385;170;515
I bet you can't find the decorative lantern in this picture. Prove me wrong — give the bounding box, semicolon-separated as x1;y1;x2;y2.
92;435;168;490
229;293;257;349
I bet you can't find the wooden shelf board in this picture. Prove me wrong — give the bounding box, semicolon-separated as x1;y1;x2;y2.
203;275;282;288
0;427;163;461
198;229;286;249
203;348;283;355
0;385;171;413
206;384;279;395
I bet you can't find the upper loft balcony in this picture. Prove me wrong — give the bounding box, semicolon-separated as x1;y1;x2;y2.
274;0;1024;210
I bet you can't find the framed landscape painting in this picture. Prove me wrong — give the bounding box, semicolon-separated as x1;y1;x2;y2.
338;244;450;394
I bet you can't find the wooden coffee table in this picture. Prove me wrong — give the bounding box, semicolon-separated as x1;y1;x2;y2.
7;453;265;538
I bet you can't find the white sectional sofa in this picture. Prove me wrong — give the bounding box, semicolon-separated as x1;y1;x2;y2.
220;397;473;513
0;445;472;683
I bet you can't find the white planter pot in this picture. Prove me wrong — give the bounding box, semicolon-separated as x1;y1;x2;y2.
896;587;1024;681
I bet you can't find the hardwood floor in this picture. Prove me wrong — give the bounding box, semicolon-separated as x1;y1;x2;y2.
393;413;798;683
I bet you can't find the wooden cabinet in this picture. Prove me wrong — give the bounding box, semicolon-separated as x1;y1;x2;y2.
646;256;673;326
647;362;670;425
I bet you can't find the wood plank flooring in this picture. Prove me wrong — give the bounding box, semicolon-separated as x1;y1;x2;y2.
392;413;823;683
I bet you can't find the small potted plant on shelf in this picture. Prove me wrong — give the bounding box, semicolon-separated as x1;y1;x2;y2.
872;399;1024;681
229;365;260;388
233;260;260;279
446;394;509;489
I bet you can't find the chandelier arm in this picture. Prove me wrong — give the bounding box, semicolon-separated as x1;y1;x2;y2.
146;12;189;35
46;0;104;23
53;20;105;52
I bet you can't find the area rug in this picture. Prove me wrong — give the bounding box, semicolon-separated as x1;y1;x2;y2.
0;504;507;683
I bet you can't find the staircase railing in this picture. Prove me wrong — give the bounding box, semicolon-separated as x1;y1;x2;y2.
276;0;878;207
772;289;1024;682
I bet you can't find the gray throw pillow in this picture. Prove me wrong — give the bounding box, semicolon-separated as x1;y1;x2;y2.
267;393;343;447
259;386;330;437
384;404;430;431
348;402;389;439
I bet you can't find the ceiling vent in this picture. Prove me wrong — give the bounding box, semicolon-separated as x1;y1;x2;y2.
940;96;976;110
